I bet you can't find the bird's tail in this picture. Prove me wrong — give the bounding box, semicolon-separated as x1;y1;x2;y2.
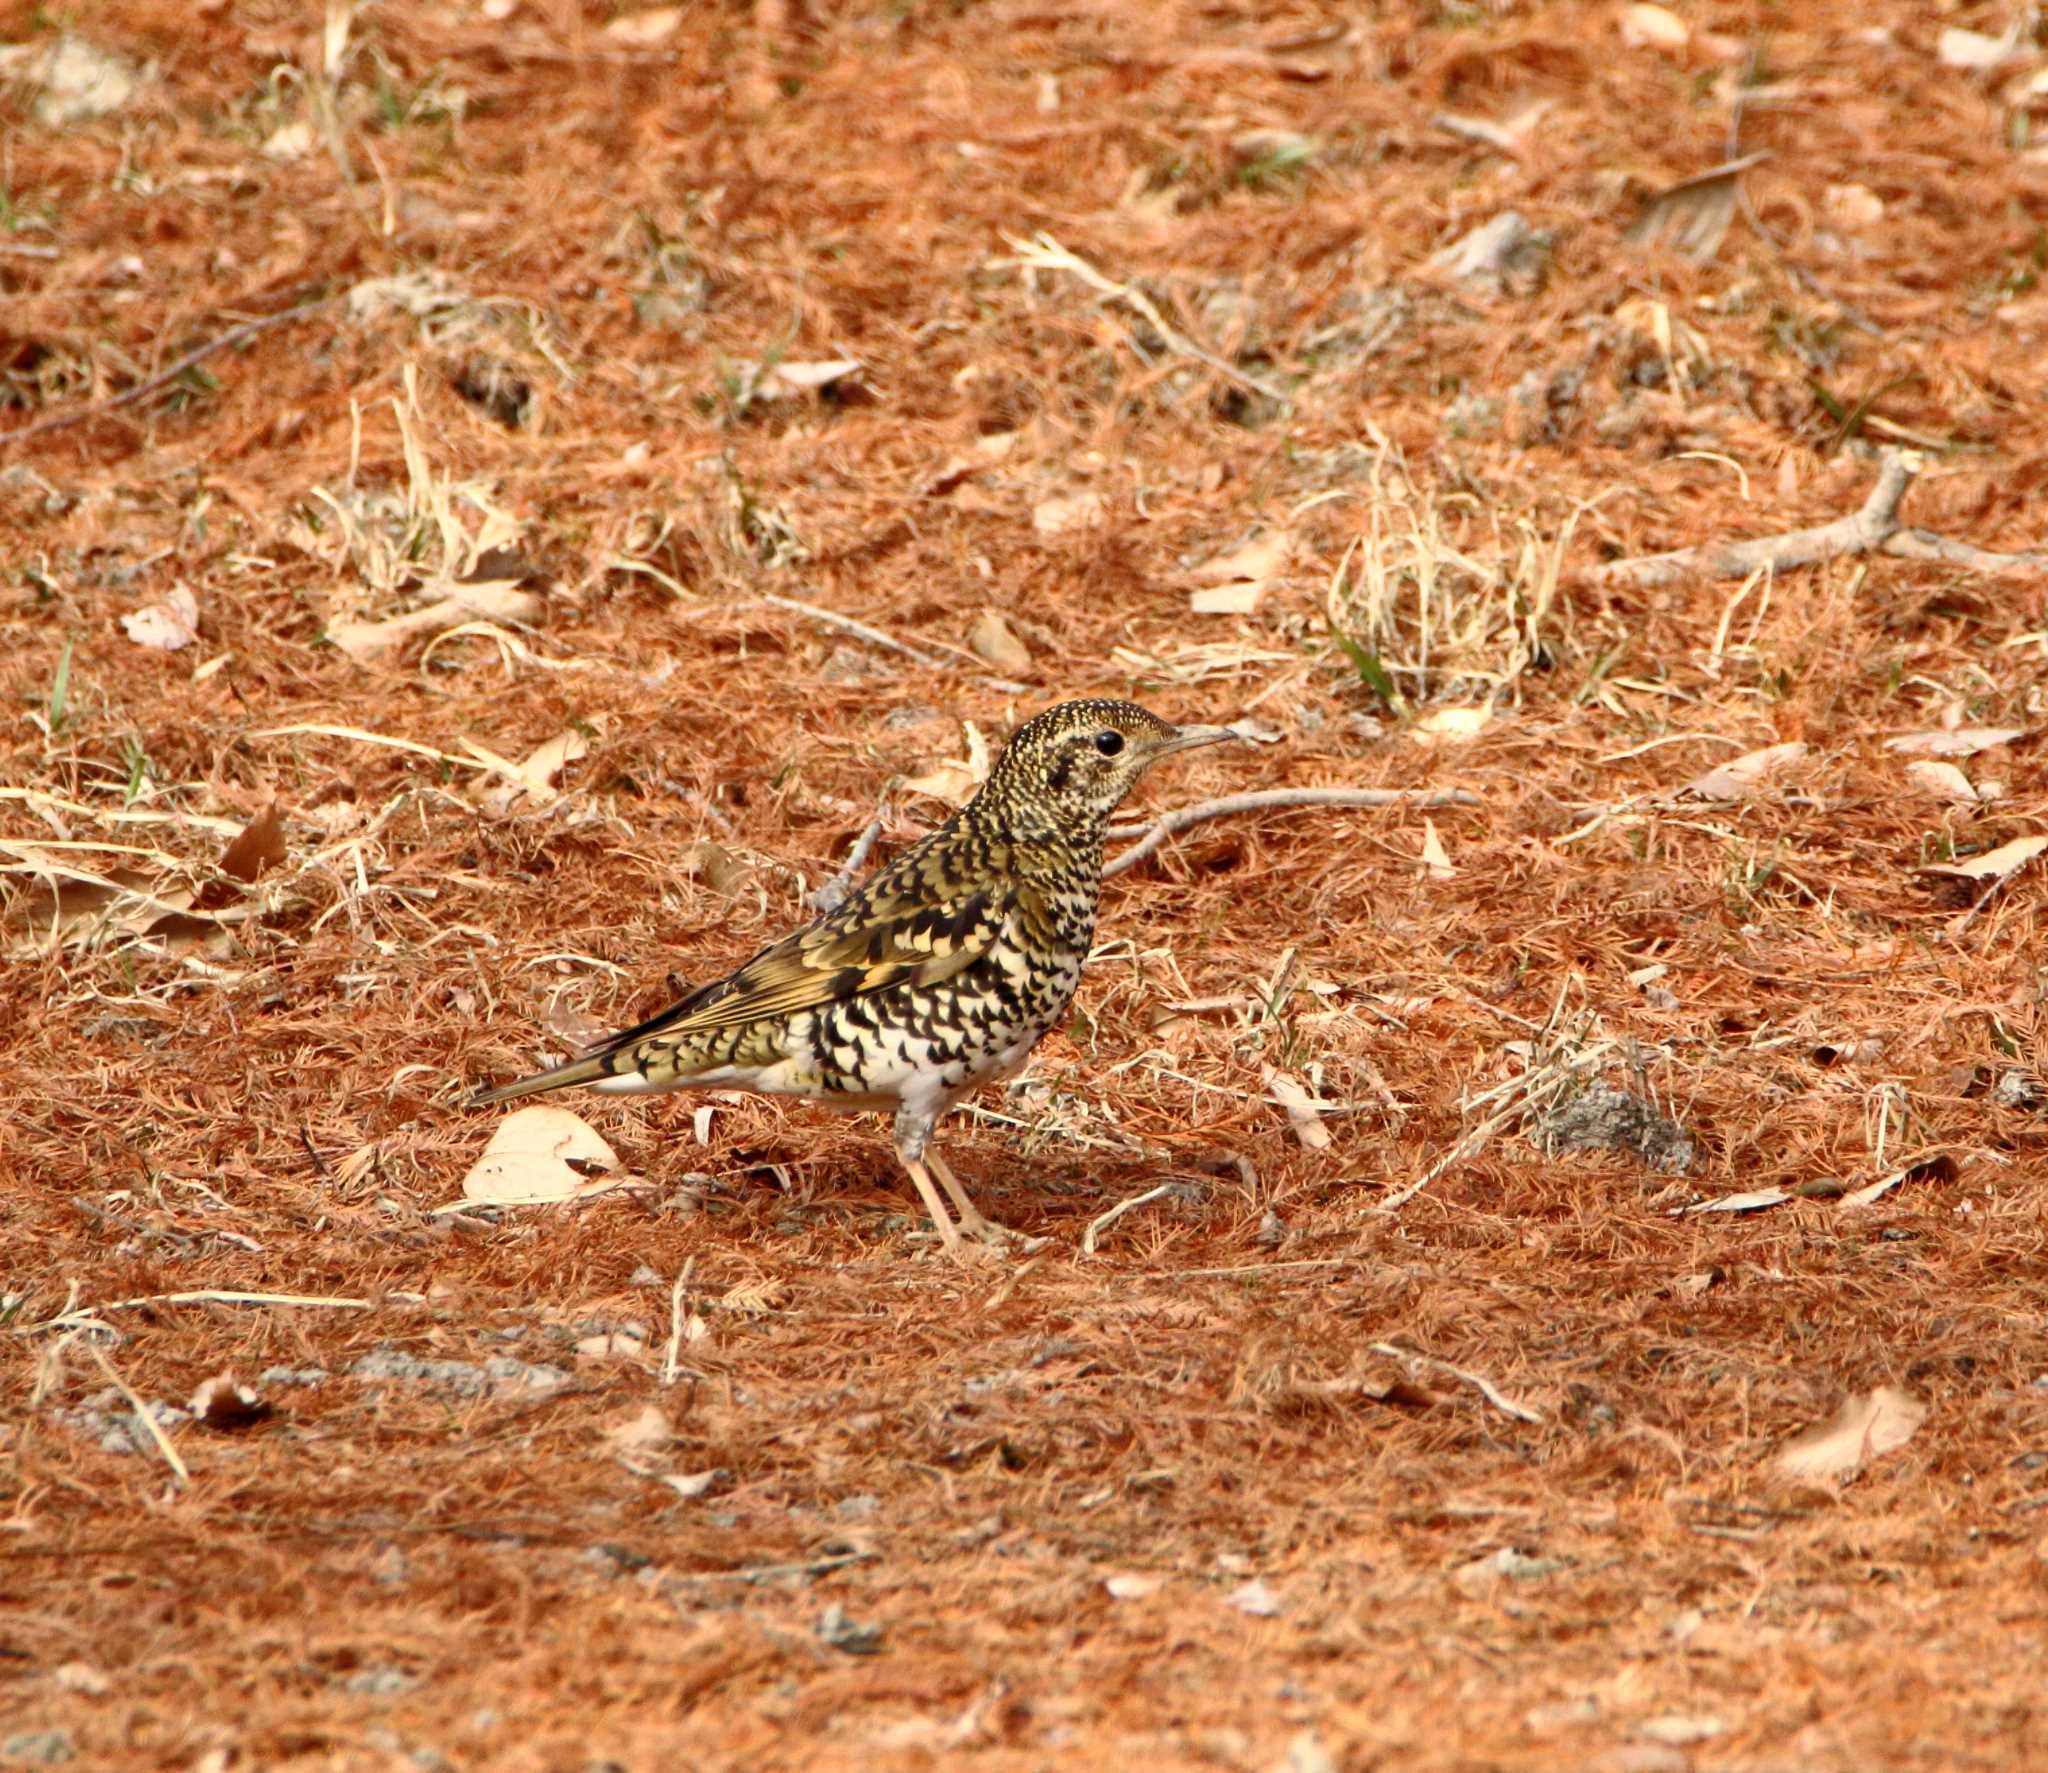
468;1051;621;1109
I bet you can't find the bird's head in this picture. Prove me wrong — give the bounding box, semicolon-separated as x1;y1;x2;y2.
980;699;1237;836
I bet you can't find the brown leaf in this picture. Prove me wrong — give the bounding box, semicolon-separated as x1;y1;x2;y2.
1923;833;2048;883
473;729;590;818
1031;489;1106;535
1773;1386;1927;1482
121;585;200;651
1681;740;1808;800
328;582;543;664
1191;532;1292;601
604;1402;674;1461
1884;726;2024;758
1263;1066;1332;1151
967;610;1033;674
1418;818;1456;879
219;802;287;884
1902;760;1995;804
189;1373;274;1431
1620;3;1688;49
1624;152;1770;263
459;1105;633;1206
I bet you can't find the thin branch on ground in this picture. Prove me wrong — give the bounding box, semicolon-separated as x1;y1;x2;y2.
810;816;886;913
747;592;951;670
89;1344;191;1485
1;293;343;448
998;231;1291;404
1104;787;1481;878
1367;1342;1544;1424
1081;1183;1180;1255
664;1549;877;1586
18;1288;374;1335
662;1256;697;1388
1594;450;2048;586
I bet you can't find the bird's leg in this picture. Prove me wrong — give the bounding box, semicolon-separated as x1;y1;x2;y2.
925;1148;1020;1247
898;1156;966;1254
892;1107;966;1255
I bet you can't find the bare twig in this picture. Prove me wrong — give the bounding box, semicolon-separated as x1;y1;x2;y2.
664;1549;875;1586
89;1345;191;1485
19;1288;373;1335
1882;529;2048;574
746;592;948;669
662;1256;696;1388
810;815;885;913
1595;450;2048;587
1081;1183;1180;1255
1367;1342;1543;1424
0;293;343;449
1429;111;1528;158
998;231;1290;404
1104;787;1481;878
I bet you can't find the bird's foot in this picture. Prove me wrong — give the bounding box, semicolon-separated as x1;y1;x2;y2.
954;1209;1049;1254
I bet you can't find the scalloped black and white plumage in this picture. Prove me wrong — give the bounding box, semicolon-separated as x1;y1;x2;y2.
471;699;1235;1255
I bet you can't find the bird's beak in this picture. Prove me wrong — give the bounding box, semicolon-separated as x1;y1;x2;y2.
1152;722;1240;757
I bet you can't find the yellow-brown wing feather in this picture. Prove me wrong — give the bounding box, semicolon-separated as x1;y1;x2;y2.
658;883;1007;1033
576;828;1022;1068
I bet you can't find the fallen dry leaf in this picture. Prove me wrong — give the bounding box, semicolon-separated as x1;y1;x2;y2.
967;609;1033;674
1620;4;1688;50
1189;581;1266;616
923;428;1021;497
474;728;590;817
1411;704;1491;745
1263;1066;1333;1151
1624;152;1770;263
1032;488;1106;535
329;581;543;664
1418;818;1455;879
121;586;200;652
1923;833;2048;883
1825;182;1885;227
219;802;287;884
1938;23;2027;71
52;1663;110;1696
604;1402;673;1461
1884;726;2024;758
459;1105;631;1206
901;721;992;805
1902;759;1996;804
603;5;682;42
1682;740;1808;800
1672;1187;1792;1217
1773;1385;1927;1482
1188;530;1291;615
1225;1578;1284;1617
188;1373;273;1431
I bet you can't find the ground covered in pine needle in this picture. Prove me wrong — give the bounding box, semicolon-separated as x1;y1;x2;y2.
6;2;2048;1768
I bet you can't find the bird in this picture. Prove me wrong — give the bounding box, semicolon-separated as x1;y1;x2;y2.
471;699;1237;1256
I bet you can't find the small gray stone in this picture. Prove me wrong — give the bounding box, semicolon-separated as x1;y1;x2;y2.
343;1665;414;1697
350;1347;490;1397
1993;1068;2044;1110
2;1729;75;1765
816;1604;884;1655
1543;1082;1696;1175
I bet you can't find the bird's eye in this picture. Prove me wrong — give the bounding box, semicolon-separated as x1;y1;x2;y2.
1094;730;1125;757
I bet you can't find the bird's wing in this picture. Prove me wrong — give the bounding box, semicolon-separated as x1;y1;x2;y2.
586;871;1018;1056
